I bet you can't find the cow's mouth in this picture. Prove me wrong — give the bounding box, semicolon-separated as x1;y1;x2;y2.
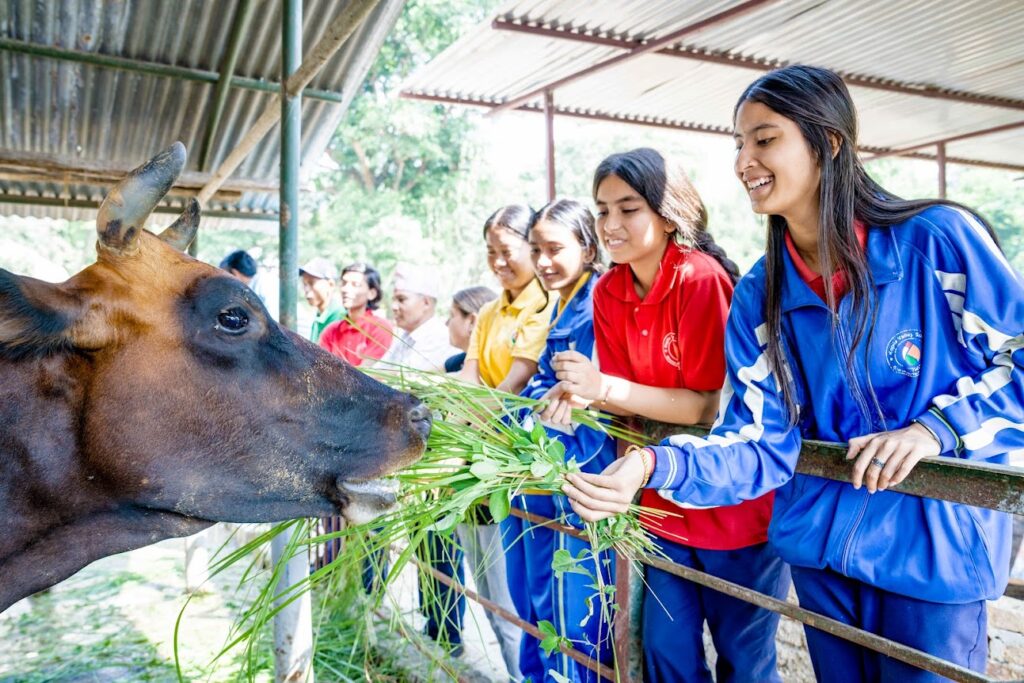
336;478;400;525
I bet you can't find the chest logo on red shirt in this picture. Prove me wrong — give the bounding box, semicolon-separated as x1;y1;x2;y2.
662;332;680;368
885;329;923;377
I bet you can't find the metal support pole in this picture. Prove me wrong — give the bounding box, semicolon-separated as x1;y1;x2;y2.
270;3;313;682
199;0;255;171
937;142;947;199
544;90;556;201
279;0;302;332
196;0;382;206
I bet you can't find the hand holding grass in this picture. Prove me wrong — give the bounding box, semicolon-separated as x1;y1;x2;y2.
563;448;648;522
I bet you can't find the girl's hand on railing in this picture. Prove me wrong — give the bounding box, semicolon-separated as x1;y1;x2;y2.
562;450;646;522
846;423;941;494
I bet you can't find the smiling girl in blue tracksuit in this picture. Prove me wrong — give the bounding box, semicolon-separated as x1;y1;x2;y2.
504;198;617;682
562;65;1022;681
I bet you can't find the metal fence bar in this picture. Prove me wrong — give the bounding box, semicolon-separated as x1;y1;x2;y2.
414;558;616;681
645;423;1024;515
507;506;1011;683
471;421;1024;682
638;553;995;683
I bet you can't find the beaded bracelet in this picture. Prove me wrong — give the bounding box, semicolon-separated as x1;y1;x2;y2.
625;444;654;488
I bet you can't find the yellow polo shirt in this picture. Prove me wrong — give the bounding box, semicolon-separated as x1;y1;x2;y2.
466;279;556;388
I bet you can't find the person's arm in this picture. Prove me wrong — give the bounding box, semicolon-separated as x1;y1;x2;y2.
546;359;718;424
457;358;482;385
563;284;801;521
848;208;1024;493
456;310;487;384
496;357;539;395
546;270;731;425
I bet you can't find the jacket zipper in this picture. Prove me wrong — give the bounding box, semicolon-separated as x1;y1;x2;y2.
840;493;869;574
832;298;879;573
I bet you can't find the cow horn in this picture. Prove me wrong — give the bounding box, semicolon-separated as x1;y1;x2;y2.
96;142;186;254
158;198;200;252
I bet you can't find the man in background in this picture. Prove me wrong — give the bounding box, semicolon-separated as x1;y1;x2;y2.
319;262;392;367
299;257;344;343
379;262;457;372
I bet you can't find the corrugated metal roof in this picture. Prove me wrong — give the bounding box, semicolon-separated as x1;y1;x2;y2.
0;0;403;228
403;0;1024;172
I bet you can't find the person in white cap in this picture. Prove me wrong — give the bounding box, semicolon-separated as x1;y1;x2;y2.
379;262;458;372
299;256;344;343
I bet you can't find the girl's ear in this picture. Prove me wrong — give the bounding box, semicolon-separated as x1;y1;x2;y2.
584;244;597;266
467;312;478;327
828;130;843;159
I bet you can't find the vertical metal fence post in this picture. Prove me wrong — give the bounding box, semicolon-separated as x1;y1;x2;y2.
613;439;643;682
270;1;313;681
937;141;947;199
544;89;556;202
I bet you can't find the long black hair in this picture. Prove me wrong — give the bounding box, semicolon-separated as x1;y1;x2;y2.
529;198;606;275
735;64;1000;423
593;148;740;283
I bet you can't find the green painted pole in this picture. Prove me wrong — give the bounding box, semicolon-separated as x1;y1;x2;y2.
270;2;312;682
278;0;301;332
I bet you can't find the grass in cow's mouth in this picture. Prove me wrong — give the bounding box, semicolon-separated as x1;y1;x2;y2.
192;366;674;680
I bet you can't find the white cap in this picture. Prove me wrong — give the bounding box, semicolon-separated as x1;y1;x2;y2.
299;257;338;281
393;262;440;299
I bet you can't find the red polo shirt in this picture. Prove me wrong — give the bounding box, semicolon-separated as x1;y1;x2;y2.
594;243;774;549
319;310;393;367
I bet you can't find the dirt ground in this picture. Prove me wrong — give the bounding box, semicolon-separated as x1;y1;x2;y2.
0;537;275;682
0;533;509;683
2;525;1021;682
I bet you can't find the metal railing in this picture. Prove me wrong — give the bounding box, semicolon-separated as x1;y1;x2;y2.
434;422;1024;683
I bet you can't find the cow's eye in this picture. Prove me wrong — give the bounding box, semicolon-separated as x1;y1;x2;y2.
216;307;249;334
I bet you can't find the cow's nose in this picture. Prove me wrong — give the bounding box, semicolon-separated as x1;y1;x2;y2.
408;401;432;441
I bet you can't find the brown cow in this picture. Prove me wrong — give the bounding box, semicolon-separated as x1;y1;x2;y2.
0;143;429;612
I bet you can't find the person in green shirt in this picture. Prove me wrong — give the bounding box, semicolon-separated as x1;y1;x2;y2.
300;257;345;342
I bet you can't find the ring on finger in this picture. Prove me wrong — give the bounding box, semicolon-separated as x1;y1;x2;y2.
869;457;886;469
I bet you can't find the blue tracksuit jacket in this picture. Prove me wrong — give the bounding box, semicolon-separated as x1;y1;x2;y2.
646;205;1021;604
522;273;618;474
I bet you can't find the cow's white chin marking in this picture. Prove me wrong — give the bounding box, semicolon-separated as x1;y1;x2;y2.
338;478;399;526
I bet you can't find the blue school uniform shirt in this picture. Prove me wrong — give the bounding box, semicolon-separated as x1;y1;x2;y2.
645;205;1021;604
522;273;617;479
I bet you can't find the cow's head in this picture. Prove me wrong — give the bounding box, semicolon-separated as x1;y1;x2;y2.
0;143;429;526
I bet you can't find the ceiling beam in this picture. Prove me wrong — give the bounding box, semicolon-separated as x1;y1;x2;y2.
196;0;382;205
0;37;345;104
863;119;1024;161
0;149;279;195
402;90;1024;174
488;0;778;115
492;18;1024;113
0;194;279;221
199;0;255;171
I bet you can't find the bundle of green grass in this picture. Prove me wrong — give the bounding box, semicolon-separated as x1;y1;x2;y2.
196;365;670;679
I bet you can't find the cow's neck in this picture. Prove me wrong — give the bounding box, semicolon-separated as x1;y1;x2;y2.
0;505;211;612
0;355;212;612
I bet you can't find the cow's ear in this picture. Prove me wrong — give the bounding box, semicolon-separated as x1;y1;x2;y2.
0;270;83;354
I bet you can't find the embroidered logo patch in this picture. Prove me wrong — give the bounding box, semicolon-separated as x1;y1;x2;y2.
662;332;680;368
885;329;923;377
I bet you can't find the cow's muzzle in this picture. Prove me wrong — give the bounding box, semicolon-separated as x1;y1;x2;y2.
338;478;400;526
